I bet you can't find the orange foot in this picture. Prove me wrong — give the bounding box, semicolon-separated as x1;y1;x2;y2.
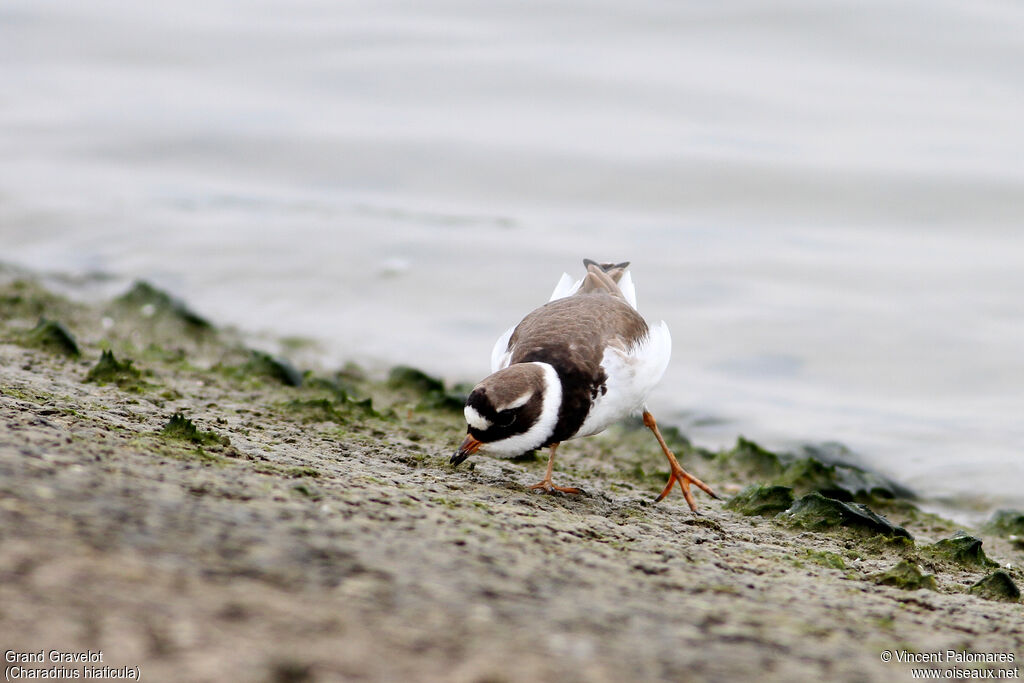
655;464;718;511
643;409;719;512
526;443;582;495
528;480;582;495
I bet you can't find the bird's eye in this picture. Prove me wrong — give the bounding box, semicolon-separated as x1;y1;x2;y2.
496;410;516;427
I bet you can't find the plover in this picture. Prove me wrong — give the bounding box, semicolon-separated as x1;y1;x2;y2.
451;259;717;511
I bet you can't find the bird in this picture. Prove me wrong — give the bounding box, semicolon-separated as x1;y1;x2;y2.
450;259;717;512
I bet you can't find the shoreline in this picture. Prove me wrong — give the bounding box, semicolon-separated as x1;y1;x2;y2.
1;271;1021;682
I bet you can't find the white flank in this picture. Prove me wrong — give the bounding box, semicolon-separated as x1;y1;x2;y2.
480;362;562;457
573;320;672;439
464;405;492;431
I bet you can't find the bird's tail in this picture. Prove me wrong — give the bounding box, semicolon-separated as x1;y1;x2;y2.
579;259;631;300
582;259;630;283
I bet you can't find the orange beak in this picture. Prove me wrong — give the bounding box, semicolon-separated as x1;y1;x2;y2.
450;433;482;466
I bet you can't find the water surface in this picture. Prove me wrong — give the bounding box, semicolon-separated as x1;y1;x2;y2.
2;0;1023;519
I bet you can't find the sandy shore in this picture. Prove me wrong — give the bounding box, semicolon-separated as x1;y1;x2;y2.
1;271;1021;682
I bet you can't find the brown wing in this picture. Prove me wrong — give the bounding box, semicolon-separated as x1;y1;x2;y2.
508;294;647;365
509;259;647;367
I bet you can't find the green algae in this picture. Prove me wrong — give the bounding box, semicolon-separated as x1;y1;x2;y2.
284;398;346;423
283;395;380;424
305;376;358;402
774;456;903;502
21;317;81;358
86;350;143;387
215;350;305;387
130;431;230;466
777;492;912;539
286;467;321;478
725;485;795;517
798;443;913;499
162;413;231;447
720;436;785;478
115;280;212;332
969;571;1021;603
874;560;937;591
804;549;846;570
387;365;445;394
0;386;57;404
387;365;464;412
775;458;852;500
716;437;907;504
924;532;999;569
0;278;74;320
138;343;190;365
242;351;303;387
291;483;322;501
983;509;1024;537
251;463;321;478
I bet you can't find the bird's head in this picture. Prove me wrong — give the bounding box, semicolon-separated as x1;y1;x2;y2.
450;362;562;466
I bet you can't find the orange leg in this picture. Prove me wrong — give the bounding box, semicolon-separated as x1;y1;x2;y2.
528;444;582;494
643;410;718;512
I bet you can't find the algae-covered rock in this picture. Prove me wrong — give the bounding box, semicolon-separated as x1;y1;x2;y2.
22;317;80;358
777;492;912;539
720;436;785;477
0;278;72;320
797;443;913;500
804;550;846;570
388;365;463;412
162;413;230;447
983;509;1024;538
925;532;999;569
305;376;354;402
243;351;303;387
388;366;445;394
775;458;851;501
86;350;142;387
969;571;1021;603
874;560;937;591
717;437;906;503
283;396;379;424
285;398;345;423
115;280;211;331
725;485;795;517
775;457;903;502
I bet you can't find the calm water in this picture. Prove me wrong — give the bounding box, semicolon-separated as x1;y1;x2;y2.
2;0;1023;521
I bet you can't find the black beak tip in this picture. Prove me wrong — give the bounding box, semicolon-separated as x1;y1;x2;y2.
450;452;469;467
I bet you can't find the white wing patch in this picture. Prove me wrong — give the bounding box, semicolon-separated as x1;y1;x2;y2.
550;270;637;308
490;324;515;373
618;271;637;309
548;272;582;301
572;320;672;439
